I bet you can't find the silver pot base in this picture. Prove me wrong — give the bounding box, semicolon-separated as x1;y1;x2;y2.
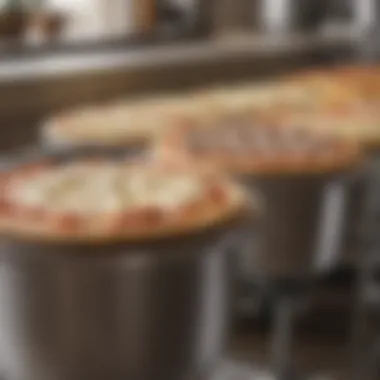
213;361;269;379
238;172;352;281
212;361;335;379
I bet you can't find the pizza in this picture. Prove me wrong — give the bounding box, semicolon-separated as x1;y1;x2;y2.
194;82;310;116
42;94;216;149
276;105;380;151
266;66;380;149
41;65;380;151
196;77;360;116
157;113;362;175
322;65;380;102
0;159;249;242
289;65;380;108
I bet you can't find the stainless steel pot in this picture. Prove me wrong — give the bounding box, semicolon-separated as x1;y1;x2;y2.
0;229;237;380
238;170;356;281
338;150;380;268
340;169;366;264
353;150;380;247
0;148;248;380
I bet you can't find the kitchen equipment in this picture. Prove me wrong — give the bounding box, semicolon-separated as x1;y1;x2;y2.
208;0;329;37
239;171;354;282
0;231;231;380
352;0;379;33
212;360;269;379
0;147;250;380
350;152;380;380
238;168;358;379
156;0;211;37
256;0;329;34
340;170;366;264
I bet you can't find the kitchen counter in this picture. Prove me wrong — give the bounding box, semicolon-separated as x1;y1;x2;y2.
0;29;356;84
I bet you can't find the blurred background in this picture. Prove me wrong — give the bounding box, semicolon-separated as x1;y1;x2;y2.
0;0;368;149
1;0;380;379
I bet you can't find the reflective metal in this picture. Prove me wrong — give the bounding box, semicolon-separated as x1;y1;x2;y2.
0;229;236;380
256;0;329;33
238;170;357;281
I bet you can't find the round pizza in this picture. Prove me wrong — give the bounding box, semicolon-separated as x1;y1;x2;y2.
41;65;380;153
0;159;249;242
157;113;362;175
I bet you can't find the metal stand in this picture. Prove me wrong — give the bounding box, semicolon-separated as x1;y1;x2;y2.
271;292;297;380
351;154;380;380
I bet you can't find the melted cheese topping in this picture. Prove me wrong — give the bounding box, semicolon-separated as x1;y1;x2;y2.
45;69;365;149
199;83;311;112
47;82;333;146
172;113;361;175
187;117;334;155
48;95;208;145
56;107;157;141
6;163;205;215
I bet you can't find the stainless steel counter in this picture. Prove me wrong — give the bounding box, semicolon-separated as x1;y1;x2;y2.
0;30;355;84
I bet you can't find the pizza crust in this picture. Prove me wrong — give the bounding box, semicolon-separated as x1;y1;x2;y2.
0;161;251;243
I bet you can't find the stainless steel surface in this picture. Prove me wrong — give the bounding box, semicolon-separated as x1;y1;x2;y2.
255;0;329;34
340;170;366;265
352;0;379;33
271;294;296;379
0;31;355;84
214;360;334;380
239;172;353;280
0;225;236;380
359;153;380;244
207;0;329;36
211;360;272;379
0;149;245;380
258;0;295;33
342;152;380;267
349;153;380;380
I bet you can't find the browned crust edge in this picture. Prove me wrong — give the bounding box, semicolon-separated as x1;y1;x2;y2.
42;119;154;148
0;164;253;244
